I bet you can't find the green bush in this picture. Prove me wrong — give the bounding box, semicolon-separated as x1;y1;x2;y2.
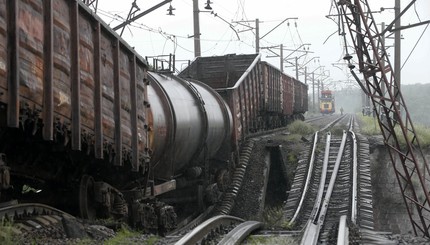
287;120;316;136
358;114;380;135
358;113;430;147
104;225;159;245
0;221;15;245
394;124;430;148
261;206;283;227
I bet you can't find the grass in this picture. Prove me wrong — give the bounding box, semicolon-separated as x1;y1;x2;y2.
0;220;17;245
104;225;159;245
330;126;345;136
261;206;296;231
244;234;300;244
358;114;430;147
394;124;430;148
261;206;284;229
287;120;316;136
358;114;381;135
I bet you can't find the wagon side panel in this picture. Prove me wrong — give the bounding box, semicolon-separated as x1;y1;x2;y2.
0;0;7;108
282;74;294;117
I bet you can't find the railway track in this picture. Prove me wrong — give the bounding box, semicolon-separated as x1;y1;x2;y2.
1;114;378;244
0;201;73;223
284;115;375;243
168;116;354;243
0;201;75;239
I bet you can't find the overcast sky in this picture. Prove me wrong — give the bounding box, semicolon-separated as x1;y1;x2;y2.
92;0;430;90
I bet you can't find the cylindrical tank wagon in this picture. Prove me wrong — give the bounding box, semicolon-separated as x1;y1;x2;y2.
147;72;232;180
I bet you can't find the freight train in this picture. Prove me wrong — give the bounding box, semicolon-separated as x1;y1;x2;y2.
0;0;307;232
320;90;335;114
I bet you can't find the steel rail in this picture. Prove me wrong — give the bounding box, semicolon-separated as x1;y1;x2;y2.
348;115;354;131
288;131;320;225
301;130;348;245
300;132;331;245
0;202;73;222
311;132;332;223
337;215;349;245
218;220;263;245
350;130;358;224
304;115;331;123
320;114;347;131
174;215;244;245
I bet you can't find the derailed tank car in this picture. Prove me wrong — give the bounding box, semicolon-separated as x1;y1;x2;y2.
147;72;232;191
0;0;232;232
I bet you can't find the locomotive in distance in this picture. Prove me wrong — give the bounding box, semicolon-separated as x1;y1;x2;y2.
320;90;336;114
0;0;307;232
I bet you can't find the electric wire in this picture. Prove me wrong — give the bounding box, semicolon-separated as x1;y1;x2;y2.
401;23;429;70
95;1;326;76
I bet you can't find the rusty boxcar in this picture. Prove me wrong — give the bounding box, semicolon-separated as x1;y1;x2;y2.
0;0;157;222
179;53;308;151
0;0;150;168
293;76;308;117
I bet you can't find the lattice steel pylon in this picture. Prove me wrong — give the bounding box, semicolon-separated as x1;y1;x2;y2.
335;0;430;237
82;0;99;12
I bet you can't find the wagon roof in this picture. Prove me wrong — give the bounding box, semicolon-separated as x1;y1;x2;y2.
178;54;261;89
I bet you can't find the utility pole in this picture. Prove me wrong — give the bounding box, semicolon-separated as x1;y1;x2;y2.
381;22;386;95
193;0;201;57
317;79;320;109
394;0;401;101
255;19;260;53
312;72;315;113
295;57;299;80
235;17;297;55
304;67;307;85
280;44;283;72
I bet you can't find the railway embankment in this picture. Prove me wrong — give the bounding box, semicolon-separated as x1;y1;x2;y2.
369;135;430;235
358;114;430;239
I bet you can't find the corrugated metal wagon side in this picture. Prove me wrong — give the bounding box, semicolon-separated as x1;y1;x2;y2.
0;0;149;171
260;62;282;114
261;61;305;127
293;77;308;116
281;73;294;118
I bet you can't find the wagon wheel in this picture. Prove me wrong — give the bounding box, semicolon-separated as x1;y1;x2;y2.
79;175;97;220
